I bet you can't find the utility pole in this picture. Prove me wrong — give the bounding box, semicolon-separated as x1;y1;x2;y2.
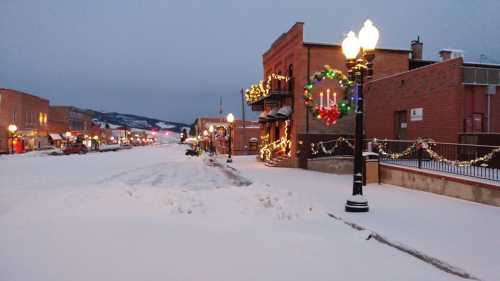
241;88;247;154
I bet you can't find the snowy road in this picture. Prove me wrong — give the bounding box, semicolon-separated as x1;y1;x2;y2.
0;145;498;281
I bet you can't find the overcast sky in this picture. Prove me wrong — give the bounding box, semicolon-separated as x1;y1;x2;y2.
1;0;499;123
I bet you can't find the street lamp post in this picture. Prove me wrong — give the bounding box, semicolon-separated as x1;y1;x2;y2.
341;20;379;213
8;124;18;154
203;130;209;152
208;125;215;155
226;113;235;163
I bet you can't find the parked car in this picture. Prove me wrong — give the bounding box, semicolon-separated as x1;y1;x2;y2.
63;143;88;155
43;146;64;156
99;144;121;152
120;143;133;149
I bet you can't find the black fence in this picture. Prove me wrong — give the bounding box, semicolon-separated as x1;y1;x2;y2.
375;139;500;182
307;138;500;182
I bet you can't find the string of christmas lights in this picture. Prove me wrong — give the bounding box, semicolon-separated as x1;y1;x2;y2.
245;74;290;103
310;137;500;167
311;137;354;156
259;121;292;161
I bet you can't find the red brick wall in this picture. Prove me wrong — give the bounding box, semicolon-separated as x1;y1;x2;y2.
48;106;70;134
365;58;465;142
463;85;500;133
256;22;412;161
0;89;49;153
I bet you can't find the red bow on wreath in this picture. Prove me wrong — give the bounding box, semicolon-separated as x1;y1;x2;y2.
316;105;340;127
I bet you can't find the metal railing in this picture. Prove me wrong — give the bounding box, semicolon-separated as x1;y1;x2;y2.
376;139;500;182
308;137;500;182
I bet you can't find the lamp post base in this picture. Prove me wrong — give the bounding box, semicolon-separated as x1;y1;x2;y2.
345;195;369;212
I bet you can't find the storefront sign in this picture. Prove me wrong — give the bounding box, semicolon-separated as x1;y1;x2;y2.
410;108;423;121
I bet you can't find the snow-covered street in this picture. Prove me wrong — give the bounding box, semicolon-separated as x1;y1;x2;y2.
1;145;499;281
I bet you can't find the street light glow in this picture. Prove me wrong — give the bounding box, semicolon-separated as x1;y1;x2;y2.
342;31;361;60
358;19;379;51
226;113;235;123
208;125;214;133
203;130;208;136
8;124;18;133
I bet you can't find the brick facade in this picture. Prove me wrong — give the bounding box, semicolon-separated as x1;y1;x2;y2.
48;106;93;136
255;22;411;165
0;89;49;153
365;57;500;142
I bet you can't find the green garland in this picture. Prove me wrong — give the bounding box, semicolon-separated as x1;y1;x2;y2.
303;65;354;119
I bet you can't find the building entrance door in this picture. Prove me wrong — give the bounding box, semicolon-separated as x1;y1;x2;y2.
394;111;407;139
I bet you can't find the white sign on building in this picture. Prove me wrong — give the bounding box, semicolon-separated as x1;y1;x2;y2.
410;108;423;121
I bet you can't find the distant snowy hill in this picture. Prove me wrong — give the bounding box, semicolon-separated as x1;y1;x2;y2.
88;110;189;133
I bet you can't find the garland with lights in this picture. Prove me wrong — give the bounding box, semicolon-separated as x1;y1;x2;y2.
259;120;292;161
311;137;354;156
303;65;354;127
310;137;500;167
245;74;290;104
374;139;500;167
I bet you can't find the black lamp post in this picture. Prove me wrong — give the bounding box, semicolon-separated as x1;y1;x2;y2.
341;20;379;213
226;113;234;163
209;125;215;155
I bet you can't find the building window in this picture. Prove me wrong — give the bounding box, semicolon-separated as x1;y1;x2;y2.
12;111;16;123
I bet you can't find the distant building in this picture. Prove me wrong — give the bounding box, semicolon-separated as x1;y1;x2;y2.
366;45;500;143
0;88;49;153
48;106;94;137
193;117;260;155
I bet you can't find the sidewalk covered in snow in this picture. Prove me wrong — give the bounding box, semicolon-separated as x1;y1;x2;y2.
0;145;498;281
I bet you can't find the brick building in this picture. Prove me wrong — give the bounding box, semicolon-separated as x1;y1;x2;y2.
365;49;500;143
0;89;49;153
48;106;94;137
193;117;260;155
247;22;411;167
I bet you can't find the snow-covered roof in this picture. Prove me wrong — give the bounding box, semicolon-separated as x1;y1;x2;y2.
277;106;292;117
266;108;279;119
205;122;227;129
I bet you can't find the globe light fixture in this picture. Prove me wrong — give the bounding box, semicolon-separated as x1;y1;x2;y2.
226;113;235;163
7;124;18;154
208;125;214;133
341;31;361;60
226;113;235;123
340;20;381;213
203;130;208;137
65;131;72;138
8;124;18;134
358;19;379;51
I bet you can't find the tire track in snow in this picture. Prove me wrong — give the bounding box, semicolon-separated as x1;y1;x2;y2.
327;213;481;280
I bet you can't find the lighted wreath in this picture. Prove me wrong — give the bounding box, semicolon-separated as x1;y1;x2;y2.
245;74;289;103
303;65;354;126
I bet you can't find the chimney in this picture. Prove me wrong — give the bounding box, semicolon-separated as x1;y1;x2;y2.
410;36;423;60
439;50;452;61
439;49;464;61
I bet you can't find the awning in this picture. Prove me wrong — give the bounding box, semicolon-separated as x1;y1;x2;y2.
266;108;280;120
258;111;268;123
49;133;63;140
277;106;292;118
